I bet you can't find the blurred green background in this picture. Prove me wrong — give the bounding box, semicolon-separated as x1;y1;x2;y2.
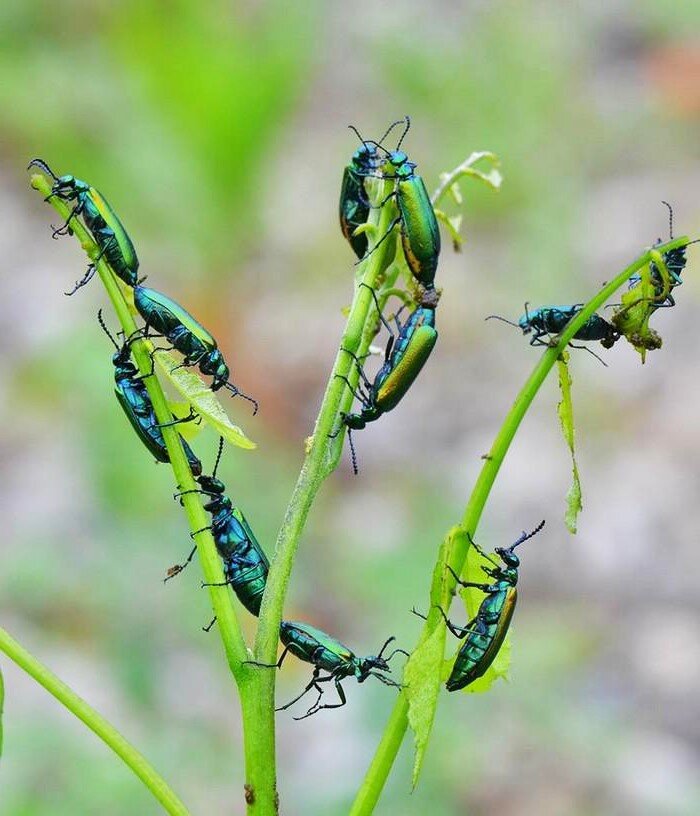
2;2;700;814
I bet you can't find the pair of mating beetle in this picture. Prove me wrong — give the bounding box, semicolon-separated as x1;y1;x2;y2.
28;159;257;412
336;118;442;472
488;203;693;359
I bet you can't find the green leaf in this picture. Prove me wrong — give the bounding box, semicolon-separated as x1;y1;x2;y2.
557;353;582;533
434;210;464;252
154;350;256;450
455;536;511;693
405;624;446;789
611;254;666;362
405;526;467;788
459;151;503;191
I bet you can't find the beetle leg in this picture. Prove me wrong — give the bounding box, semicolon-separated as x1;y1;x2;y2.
51;203;82;238
359;282;396;341
244;646;291;672
133;346;175;380
567;343;608;367
163;546;197;583
355;216;401;266
275;667;328;713
293;673;347;720
433;605;480;640
190;524;212;539
64;263;98;296
368;671;403;689
151;407;200;429
202;617;217;633
334;373;370;405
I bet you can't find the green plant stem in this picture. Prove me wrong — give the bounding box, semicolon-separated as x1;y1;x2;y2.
244;183;398;815
31;174;257;803
349;236;689;816
0;625;189;815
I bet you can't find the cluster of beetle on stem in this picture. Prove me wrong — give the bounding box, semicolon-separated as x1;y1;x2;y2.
28;114;695;719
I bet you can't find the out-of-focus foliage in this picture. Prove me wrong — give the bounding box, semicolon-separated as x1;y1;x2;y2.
2;1;700;815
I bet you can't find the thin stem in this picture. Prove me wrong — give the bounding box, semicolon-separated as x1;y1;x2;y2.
349;236;690;815
244;179;399;814
31;174;254;801
0;625;189;816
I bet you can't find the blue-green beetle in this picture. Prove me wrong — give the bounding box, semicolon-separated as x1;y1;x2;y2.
250;621;407;719
340;119;404;258
359;117;441;289
337;287;438;472
415;521;544;691
28;159;139;295
132;285;258;413
97;311;202;476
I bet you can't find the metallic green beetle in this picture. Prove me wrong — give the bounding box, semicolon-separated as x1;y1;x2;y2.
251;621;407;719
133;285;258;413
339;119;404;258
361;117;441;289
28;159;139;295
426;521;545;692
338;288;438;472
97;311;202;476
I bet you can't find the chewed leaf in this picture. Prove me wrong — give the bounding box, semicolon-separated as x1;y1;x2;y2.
154;350;256;450
557;353;582;533
405;623;446;789
167;401;204;442
455;536;511;693
611;259;664;363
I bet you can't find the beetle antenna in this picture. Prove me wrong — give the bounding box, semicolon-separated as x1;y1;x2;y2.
376;118;405;146
485;314;520;329
96;309;120;351
395;115;411;151
226;383;259;415
376;636;396;660
212;436;225;479
347;428;359;475
661;200;674;239
385;646;411;663
348;124;367;146
510;519;546;550
27;158;59;181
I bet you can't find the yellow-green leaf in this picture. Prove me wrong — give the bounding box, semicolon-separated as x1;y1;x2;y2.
459;151;503;191
434;209;464;252
154;350;256;450
405;624;446;789
406;526;467;788
557;353;582;533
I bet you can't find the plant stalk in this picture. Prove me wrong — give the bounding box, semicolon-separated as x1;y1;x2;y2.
245;180;398;814
0;626;189;816
31;173;255;806
349;236;689;815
